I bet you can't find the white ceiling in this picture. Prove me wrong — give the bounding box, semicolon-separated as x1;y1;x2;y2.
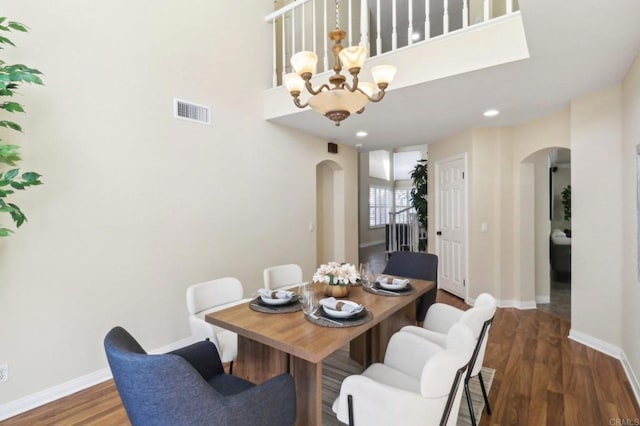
267;0;640;151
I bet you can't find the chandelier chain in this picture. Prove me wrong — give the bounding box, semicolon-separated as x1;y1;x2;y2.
335;0;340;30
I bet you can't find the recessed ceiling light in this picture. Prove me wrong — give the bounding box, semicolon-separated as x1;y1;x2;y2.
483;109;500;117
411;32;421;41
356;130;368;137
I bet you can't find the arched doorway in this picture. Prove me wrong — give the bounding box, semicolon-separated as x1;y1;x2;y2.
316;160;346;265
519;147;571;321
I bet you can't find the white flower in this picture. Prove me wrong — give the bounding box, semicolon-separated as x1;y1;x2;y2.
313;262;359;285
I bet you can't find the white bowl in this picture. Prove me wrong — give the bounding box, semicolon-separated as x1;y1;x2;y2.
378;279;409;290
322;301;364;318
260;294;294;305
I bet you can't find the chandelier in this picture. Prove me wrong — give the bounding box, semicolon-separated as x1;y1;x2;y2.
283;0;397;126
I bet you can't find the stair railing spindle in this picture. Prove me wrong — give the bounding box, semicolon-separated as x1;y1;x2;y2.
462;0;469;28
425;0;430;40
360;0;369;49
408;0;414;45
392;0;397;50
376;0;381;55
443;0;449;34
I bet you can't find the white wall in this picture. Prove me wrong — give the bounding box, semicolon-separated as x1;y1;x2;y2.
570;85;624;347
621;53;640;395
0;0;358;407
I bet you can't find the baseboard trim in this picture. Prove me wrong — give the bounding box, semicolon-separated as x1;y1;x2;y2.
568;329;623;358
359;240;385;248
621;351;640;409
535;295;550;304
497;299;537;310
0;368;112;421
0;335;197;422
569;329;640;408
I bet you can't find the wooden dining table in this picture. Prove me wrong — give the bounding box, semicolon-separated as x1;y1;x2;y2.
205;277;434;426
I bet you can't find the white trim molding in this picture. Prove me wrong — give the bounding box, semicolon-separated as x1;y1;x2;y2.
0;368;112;421
621;351;640;409
0;335;197;422
359;239;385;248
569;329;640;408
535;295;550;304
568;329;623;358
497;299;538;310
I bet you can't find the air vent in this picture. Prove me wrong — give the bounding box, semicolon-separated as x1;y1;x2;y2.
174;98;211;125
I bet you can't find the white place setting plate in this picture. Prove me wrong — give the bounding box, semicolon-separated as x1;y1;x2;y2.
322;300;364;318
378;278;410;290
260;294;295;305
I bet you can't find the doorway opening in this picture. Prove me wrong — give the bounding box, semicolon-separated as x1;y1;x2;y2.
539;148;571;320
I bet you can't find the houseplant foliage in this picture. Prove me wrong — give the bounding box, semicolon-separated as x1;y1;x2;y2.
0;18;43;237
410;159;428;250
561;184;571;222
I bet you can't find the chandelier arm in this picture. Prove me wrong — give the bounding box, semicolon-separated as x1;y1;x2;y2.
304;80;331;95
292;96;309;109
342;75;360;93
366;89;387;103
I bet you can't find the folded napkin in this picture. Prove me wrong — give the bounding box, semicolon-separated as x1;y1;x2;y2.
319;297;362;313
257;289;295;299
376;275;410;286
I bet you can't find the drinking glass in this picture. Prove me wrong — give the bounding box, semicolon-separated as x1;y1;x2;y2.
359;262;372;289
301;290;317;315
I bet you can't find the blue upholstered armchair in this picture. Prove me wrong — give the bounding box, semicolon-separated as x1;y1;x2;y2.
104;326;296;426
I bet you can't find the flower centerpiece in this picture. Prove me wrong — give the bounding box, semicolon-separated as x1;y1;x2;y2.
312;261;359;298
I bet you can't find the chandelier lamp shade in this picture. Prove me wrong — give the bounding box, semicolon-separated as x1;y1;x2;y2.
283;1;397;126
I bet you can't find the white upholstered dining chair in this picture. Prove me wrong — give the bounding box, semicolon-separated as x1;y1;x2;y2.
332;323;476;426
186;277;246;374
401;293;497;426
263;264;303;290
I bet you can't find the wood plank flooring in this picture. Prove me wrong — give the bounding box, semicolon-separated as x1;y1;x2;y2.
2;290;639;425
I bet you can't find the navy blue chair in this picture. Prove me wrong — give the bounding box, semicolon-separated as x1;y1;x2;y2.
104;326;296;426
382;252;438;322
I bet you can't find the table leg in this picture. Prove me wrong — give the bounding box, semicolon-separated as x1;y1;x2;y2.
290;356;322;426
350;301;417;364
236;335;288;384
236;336;322;425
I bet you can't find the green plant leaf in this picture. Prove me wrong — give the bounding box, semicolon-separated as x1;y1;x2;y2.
21;172;42;183
1;101;24;112
8;21;28;32
0;120;22;131
4;168;18;180
8;203;26;227
0;227;13;237
0;35;15;47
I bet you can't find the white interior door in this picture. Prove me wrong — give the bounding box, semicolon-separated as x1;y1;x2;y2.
436;156;467;298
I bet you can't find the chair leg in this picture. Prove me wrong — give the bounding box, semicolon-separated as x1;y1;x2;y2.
478;371;491;415
348;394;354;426
465;380;477;426
229;361;234;375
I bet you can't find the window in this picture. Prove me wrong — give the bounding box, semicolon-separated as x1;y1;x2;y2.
369;186;391;227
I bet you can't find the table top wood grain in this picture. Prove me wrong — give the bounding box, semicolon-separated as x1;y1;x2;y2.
205;278;434;364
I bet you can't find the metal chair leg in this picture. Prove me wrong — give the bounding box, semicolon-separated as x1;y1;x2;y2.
229;361;234;375
348;395;354;426
478;371;491;415
465;380;477;426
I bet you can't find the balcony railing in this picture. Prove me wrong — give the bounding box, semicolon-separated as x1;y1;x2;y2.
266;0;520;88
